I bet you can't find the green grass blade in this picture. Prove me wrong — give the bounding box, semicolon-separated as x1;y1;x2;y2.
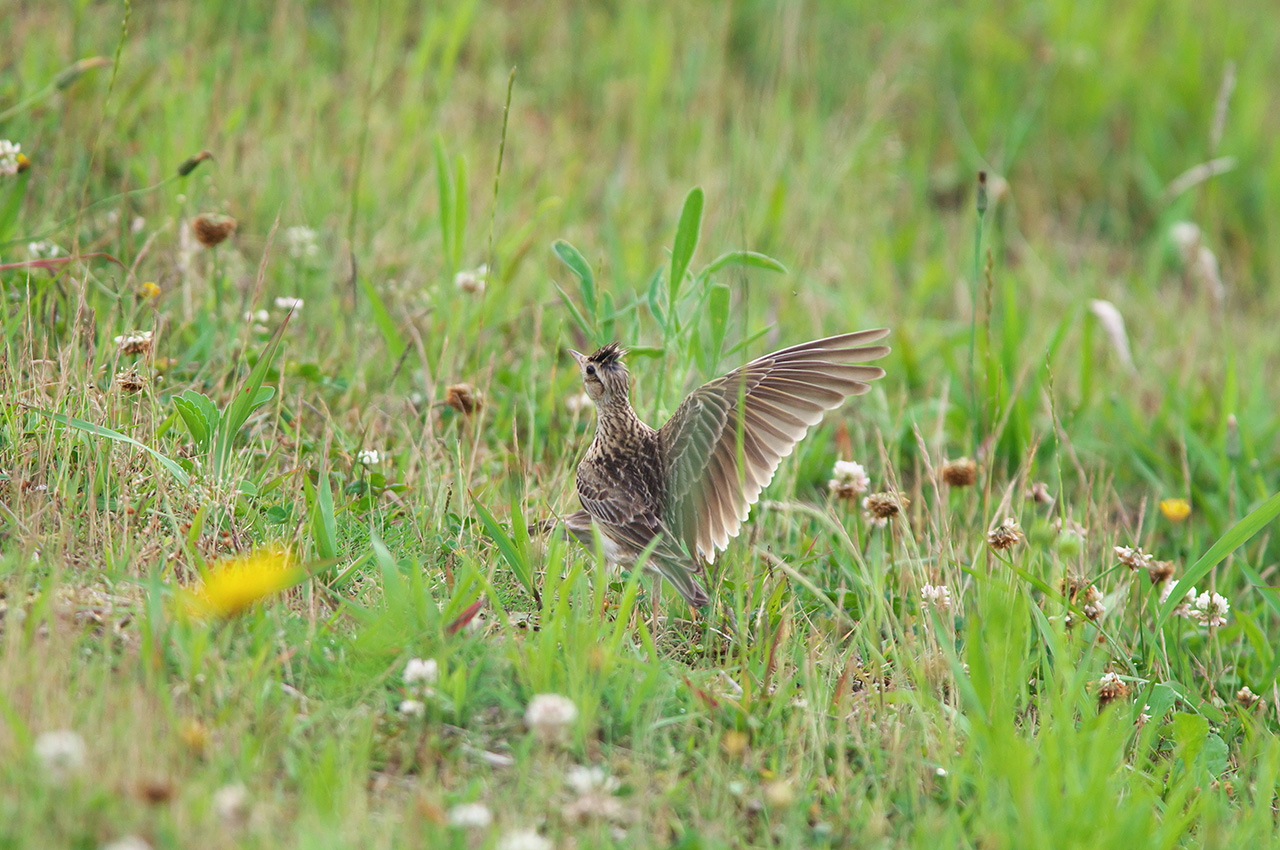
35;410;189;487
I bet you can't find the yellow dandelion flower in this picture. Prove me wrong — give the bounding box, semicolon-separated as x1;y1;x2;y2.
178;547;303;619
1159;498;1191;523
140;281;161;299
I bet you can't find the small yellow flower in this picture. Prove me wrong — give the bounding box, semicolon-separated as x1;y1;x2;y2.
140;281;161;299
178;547;303;619
1160;498;1191;523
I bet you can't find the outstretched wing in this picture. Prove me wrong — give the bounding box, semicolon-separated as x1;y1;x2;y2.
658;329;890;562
575;466;710;606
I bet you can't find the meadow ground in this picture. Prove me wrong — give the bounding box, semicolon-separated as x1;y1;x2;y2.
3;2;1280;848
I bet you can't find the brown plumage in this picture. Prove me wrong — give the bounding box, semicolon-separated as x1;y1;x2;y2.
565;329;890;608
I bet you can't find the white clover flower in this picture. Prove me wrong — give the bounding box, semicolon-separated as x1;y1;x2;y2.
27;240;62;259
212;782;249;827
525;693;578;742
101;837;152;850
242;309;270;323
0;140;22;176
403;657;438;686
566;765;619;795
35;729;87;781
1161;582;1197;619
566;392;593;414
447;801;494;829
920;584;951;610
454;263;487;295
497;830;553;850
1114;546;1154;571
1082;585;1106;621
274;296;304;311
829;459;870;498
1192;590;1230;628
114;330;154;355
284;226;320;261
398;699;426;718
357;449;382;466
130;216;146;234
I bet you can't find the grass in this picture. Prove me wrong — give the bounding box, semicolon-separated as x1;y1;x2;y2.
3;1;1280;847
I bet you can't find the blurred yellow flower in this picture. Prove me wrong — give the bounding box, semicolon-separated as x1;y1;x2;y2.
178;547;303;619
140;281;160;299
1160;498;1191;523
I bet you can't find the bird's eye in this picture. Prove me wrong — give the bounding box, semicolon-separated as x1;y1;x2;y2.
585;364;596;376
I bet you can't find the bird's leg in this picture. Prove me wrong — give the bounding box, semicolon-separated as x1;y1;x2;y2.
647;572;666;631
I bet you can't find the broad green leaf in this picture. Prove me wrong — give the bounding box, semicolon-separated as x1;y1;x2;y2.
173;390;219;452
669;186;704;305
703;249;787;277
1154;490;1280;630
552;239;596;321
1168;712;1208;766
38;411;188;486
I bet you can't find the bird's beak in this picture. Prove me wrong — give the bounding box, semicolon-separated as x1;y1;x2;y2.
568;349;586;366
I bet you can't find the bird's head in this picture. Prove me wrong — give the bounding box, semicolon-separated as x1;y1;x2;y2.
568;343;630;408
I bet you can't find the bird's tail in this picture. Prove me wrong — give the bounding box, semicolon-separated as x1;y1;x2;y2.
646;549;711;609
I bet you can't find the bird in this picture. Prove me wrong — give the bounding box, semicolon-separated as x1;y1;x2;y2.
562;329;890;609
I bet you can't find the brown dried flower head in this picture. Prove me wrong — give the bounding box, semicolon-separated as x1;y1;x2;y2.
1146;559;1175;584
940;457;978;487
987;518;1023;551
1026;481;1054;506
1236;686;1261;710
1096;672;1130;708
116;368;146;394
863;492;908;521
192;213;237;248
445;383;482;416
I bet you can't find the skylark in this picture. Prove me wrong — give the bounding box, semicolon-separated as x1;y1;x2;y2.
564;330;890;608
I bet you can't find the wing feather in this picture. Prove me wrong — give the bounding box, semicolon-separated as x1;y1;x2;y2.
660;328;890;563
